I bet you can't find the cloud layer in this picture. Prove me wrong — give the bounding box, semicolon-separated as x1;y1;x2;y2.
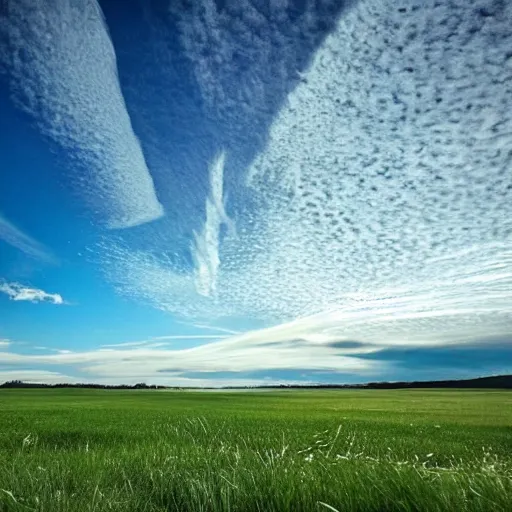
240;0;512;320
101;0;512;352
0;213;56;263
170;0;350;144
0;322;384;386
2;0;510;383
192;151;235;297
0;0;163;228
0;282;64;304
2;318;511;386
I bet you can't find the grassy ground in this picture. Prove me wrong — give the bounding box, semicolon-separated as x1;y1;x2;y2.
0;389;511;511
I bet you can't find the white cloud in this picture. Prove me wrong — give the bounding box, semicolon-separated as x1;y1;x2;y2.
0;339;9;348
0;214;56;263
0;0;164;229
101;0;512;352
192;151;235;297
100;340;164;349
0;282;64;304
169;0;346;130
152;334;228;340
190;324;241;335
101;334;227;349
239;0;512;321
2;308;510;385
0;322;386;383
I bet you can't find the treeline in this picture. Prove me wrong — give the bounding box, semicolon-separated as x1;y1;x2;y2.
0;380;169;390
1;375;511;390
247;374;512;390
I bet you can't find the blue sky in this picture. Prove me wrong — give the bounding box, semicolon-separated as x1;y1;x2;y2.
1;0;511;387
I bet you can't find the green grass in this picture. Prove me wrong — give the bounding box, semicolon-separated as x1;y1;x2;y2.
0;389;511;511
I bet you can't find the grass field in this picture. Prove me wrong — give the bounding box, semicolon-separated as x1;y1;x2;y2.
0;389;511;511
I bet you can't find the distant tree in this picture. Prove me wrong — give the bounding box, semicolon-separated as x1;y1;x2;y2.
1;375;511;390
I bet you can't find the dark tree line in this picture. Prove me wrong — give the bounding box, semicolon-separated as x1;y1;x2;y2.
1;375;511;390
245;374;512;390
0;380;168;390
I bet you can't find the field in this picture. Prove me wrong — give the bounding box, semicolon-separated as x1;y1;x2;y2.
0;389;511;511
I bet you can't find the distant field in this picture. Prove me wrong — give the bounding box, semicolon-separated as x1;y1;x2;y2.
0;389;511;511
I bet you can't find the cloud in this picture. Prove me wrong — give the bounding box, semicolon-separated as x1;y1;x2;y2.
100;334;228;348
355;338;512;382
99;337;226;349
0;322;385;386
99;334;228;351
0;339;9;348
0;0;164;229
0;214;56;263
0;282;64;304
105;236;512;350
190;324;241;335
100;340;168;349
101;335;224;348
192;151;234;297
2;312;511;386
101;0;512;353
169;0;349;140
151;334;228;341
240;0;512;321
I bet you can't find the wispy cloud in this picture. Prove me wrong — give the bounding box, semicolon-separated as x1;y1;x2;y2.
101;340;170;349
100;340;166;349
0;323;384;384
190;324;241;335
192;151;234;297
100;334;229;349
151;334;227;340
0;339;9;348
0;214;56;263
0;0;163;229
3;313;511;386
0;282;64;304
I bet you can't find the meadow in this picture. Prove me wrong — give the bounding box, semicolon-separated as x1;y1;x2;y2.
0;388;511;511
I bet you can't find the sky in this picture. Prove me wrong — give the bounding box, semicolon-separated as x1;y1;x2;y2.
0;0;511;387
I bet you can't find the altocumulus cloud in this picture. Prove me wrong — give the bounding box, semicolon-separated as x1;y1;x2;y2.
0;0;164;229
102;0;512;354
0;282;64;305
2;0;509;386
